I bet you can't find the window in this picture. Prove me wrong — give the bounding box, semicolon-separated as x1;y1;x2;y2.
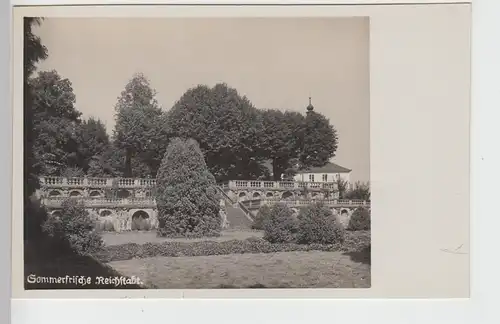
322;174;328;182
309;174;315;182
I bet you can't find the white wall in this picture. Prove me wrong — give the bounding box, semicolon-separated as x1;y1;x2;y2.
293;172;351;183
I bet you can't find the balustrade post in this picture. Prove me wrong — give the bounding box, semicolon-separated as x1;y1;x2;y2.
134;179;140;187
106;178;113;187
83;178;88;186
62;177;68;186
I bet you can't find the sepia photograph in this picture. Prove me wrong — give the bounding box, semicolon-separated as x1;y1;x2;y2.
21;16;371;290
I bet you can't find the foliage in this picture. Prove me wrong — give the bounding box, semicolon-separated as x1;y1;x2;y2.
251;204;271;230
348;207;371;231
24;198;49;242
29;70;82;176
166;83;265;181
259;109;305;180
93;231;371;263
263;203;298;243
42;199;103;255
298;111;338;171
296;202;345;244
345;182;371;201
113;73;167;177
155;138;221;237
74;117;110;172
61;166;85;178
335;178;349;199
24;18;48;198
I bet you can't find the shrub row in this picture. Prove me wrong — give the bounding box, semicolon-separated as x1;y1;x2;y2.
93;231;370;263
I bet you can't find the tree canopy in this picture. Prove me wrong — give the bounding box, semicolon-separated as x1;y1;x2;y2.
113;73;167;177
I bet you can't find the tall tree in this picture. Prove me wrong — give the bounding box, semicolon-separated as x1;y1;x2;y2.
24;17;48;198
74;117;110;172
30;70;82;176
298;110;338;172
113;73;166;177
166;83;264;181
260;109;305;180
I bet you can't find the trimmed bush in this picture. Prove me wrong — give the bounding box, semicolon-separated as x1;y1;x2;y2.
296;202;345;245
263;203;298;243
155;138;221;238
252;204;271;230
42;199;103;255
92;231;371;263
348;207;371;231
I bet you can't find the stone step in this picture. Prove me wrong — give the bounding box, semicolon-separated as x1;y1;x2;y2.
225;206;253;230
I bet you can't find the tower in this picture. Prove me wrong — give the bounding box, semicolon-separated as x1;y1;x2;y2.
306;96;314;114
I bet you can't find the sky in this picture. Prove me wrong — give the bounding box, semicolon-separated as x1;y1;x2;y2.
34;17;370;182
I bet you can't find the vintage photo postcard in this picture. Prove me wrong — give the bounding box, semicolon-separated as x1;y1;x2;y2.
11;3;470;299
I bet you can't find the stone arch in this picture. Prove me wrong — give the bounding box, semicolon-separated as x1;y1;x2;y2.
89;190;102;197
340;208;350;215
48;190;62;197
282;191;293;199
131;210;151;231
266;192;274;198
51;210;62;218
252;191;261;199
69;190;82;197
99;209;113;217
117;189;131;199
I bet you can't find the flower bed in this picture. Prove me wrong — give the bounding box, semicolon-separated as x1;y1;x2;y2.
93;231;370;263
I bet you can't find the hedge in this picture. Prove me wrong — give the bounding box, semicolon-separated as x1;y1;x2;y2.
93;231;370;263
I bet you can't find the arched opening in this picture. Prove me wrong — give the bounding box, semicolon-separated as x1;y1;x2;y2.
51;211;62;218
266;192;274;198
69;190;81;197
100;210;112;217
341;209;349;216
282;191;293;199
117;189;131;199
89;190;101;197
48;190;61;197
252;192;261;198
131;210;151;231
238;192;247;198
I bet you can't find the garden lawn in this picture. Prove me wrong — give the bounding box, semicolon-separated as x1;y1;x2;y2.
108;250;370;289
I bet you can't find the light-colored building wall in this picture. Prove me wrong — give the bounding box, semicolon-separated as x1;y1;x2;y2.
294;172;351;183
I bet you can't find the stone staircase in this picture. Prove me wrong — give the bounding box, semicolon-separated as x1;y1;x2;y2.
225;206;253;229
217;186;254;230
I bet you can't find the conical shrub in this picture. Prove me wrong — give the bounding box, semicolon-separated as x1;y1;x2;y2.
155;138;221;237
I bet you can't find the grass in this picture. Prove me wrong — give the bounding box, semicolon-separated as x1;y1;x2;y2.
108;250;370;289
102;229;264;246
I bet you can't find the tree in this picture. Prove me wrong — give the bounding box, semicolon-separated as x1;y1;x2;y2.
262;203;298;243
74;117;110;172
296;202;345;244
335;178;349;199
24;18;48;198
29;70;82;175
298;110;338;172
345;182;371;201
166;83;265;181
42;199;103;255
260;109;305;180
113;73;167;177
155;138;221;237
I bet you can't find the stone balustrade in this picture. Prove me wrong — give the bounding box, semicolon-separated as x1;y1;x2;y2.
240;198;370;209
221;180;337;191
42;197;157;209
39;176;156;189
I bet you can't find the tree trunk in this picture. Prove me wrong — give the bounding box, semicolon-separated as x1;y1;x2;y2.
272;158;285;181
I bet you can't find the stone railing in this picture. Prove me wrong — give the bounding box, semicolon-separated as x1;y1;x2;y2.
39;176;156;189
222;180;338;191
42;197;157;209
241;198;370;209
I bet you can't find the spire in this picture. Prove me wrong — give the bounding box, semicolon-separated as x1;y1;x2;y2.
306;96;314;112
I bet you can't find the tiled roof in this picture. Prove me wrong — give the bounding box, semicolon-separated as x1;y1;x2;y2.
300;162;351;174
